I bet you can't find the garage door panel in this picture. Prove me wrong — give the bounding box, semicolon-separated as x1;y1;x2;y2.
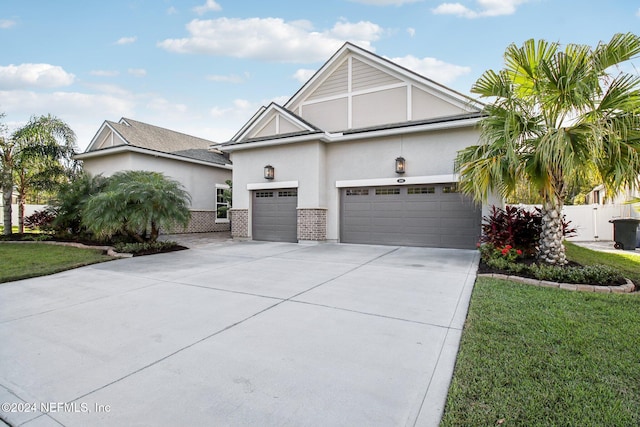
341;184;480;249
253;189;297;243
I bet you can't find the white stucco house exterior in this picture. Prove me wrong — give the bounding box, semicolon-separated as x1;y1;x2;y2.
219;43;491;249
75;117;232;233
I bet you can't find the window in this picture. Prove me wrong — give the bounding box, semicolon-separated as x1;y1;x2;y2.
442;185;459;194
255;191;274;198
278;190;297;197
408;186;435;194
375;188;400;195
346;189;369;196
216;187;229;221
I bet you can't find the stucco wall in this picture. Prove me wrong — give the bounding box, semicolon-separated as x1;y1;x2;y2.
231;125;483;241
82;152;231;210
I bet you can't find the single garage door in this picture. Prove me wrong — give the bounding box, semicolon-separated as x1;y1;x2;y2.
252;189;298;242
340;184;480;249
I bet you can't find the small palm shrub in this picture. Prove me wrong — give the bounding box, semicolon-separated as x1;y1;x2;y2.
82;171;191;243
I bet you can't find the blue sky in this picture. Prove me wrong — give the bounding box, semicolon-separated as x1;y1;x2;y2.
1;0;639;150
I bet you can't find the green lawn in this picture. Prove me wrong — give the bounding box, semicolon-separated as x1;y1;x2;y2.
441;244;640;426
0;243;113;283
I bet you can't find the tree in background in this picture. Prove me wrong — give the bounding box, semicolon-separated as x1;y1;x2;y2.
456;33;640;264
82;170;191;243
1;114;77;234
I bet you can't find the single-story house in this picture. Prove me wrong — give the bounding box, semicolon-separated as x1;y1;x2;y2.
218;42;497;249
75;117;232;233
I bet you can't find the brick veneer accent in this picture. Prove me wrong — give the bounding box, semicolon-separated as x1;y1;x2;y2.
230;208;249;238
164;210;229;234
297;208;327;241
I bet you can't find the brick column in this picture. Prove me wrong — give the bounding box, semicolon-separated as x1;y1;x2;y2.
230;208;249;238
297;208;327;241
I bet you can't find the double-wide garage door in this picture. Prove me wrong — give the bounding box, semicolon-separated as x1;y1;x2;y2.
252;189;298;242
340;184;480;249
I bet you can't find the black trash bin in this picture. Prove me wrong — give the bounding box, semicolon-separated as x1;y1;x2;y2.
609;218;640;250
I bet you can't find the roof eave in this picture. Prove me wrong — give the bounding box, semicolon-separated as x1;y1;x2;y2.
221;116;481;152
74;145;232;169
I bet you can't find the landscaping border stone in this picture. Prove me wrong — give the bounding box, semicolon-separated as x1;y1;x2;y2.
478;273;636;293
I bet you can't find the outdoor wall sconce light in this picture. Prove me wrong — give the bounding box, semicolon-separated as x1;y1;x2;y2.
395;157;406;174
264;164;275;180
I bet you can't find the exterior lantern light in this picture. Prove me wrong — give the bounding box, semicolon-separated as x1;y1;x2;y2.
395;157;406;174
264;164;275;180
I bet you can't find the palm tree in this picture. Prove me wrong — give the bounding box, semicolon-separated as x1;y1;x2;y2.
456;33;640;264
1;114;77;234
82;170;192;243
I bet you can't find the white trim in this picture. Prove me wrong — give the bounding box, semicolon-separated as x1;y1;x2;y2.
215;183;230;189
247;180;299;190
407;85;412;121
233;103;315;142
299;82;408;107
335;174;458;188
222;116;480;152
74;145;233;170
348;56;353;129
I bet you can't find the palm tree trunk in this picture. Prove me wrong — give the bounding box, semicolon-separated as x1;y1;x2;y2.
1;169;12;235
538;199;567;265
18;195;24;234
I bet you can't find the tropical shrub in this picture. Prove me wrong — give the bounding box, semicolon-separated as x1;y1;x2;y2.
481;206;541;255
113;240;179;255
52;173;107;235
481;206;577;257
82;171;191;243
24;208;56;231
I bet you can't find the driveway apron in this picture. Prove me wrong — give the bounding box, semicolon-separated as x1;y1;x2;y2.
0;241;478;427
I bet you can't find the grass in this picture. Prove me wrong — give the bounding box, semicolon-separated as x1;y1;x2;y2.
565;241;640;284
442;243;640;426
0;243;113;283
441;277;640;426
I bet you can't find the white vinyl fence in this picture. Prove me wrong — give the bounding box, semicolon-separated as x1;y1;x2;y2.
510;203;638;241
0;204;48;227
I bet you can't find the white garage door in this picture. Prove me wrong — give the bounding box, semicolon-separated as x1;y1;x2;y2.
340;184;480;249
252;189;298;242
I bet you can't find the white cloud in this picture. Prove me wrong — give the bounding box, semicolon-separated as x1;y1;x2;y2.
637;8;640;17
116;36;137;45
0;19;16;29
193;0;222;15
167;6;178;15
293;68;316;83
90;70;119;77
389;55;471;84
158;18;383;62
0;64;75;89
128;68;147;77
407;27;416;37
432;0;527;18
206;73;246;83
348;0;423;5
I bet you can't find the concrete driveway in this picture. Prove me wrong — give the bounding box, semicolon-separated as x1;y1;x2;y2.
0;240;478;427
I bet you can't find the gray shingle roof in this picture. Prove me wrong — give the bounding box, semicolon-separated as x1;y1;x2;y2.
99;118;230;166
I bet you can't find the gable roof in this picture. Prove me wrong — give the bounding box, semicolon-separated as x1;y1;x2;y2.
285;42;482;114
231;102;323;143
220;42;483;151
81;117;230;167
